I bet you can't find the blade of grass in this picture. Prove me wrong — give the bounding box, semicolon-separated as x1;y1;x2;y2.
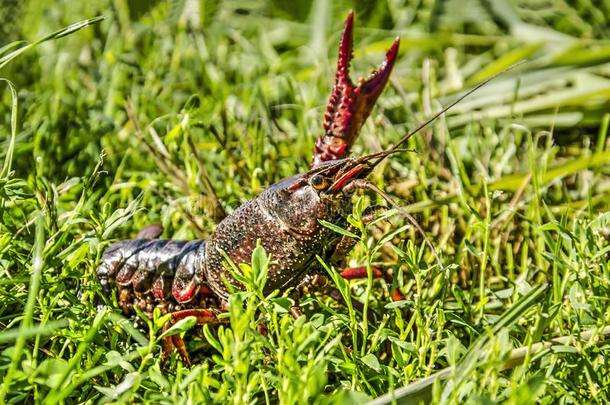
490;150;610;192
0;213;45;402
0;78;17;179
0;320;69;344
368;284;548;405
0;16;104;70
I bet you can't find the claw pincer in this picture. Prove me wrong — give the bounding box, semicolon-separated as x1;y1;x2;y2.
312;11;400;167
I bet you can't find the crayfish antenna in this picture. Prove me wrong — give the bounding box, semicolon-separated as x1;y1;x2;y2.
386;60;527;155
355;60;527;176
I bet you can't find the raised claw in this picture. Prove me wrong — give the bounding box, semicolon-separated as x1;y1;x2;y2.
312;11;400;167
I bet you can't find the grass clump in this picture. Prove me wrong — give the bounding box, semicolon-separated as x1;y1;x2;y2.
1;0;610;403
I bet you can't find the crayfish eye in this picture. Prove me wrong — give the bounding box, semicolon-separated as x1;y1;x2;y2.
310;174;328;190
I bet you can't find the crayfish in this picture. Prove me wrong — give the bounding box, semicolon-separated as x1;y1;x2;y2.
98;11;490;365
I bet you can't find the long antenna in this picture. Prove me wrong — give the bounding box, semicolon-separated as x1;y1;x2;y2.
385;61;526;155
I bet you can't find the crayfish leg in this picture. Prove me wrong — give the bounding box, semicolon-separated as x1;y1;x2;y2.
339;266;382;280
161;308;226;367
339;266;405;302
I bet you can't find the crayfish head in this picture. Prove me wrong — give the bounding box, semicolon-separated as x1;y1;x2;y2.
265;147;400;235
267;156;376;232
263;171;346;236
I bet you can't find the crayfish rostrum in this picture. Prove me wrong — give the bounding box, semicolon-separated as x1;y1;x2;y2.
97;11;480;365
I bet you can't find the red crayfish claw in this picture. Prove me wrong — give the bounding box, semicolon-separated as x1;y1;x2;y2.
312;11;400;168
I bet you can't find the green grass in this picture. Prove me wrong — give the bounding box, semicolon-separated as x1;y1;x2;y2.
1;0;610;403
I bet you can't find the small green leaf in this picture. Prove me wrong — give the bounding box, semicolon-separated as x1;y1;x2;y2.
203;324;223;354
103;351;134;372
376;224;410;250
148;364;170;390
104;351;123;367
270;297;292;313
550;345;579;354
157;316;197;340
251;241;270;287
388;337;417;353
154;312;171;331
239;263;252;278
36;358;68;388
319;220;360;239
361;353;381;372
384;300;411;309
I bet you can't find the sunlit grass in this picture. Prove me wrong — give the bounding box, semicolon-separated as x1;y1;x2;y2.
1;1;610;403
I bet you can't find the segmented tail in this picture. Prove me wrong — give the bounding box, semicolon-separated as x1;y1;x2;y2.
97;240;219;315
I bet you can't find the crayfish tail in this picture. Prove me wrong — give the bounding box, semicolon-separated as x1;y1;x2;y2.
96;239;220;318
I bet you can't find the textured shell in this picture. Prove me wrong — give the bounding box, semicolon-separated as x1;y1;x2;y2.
204;177;347;301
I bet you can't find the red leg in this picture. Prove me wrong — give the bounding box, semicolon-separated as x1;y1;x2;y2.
339;266;405;301
339;266;383;280
162;308;224;366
